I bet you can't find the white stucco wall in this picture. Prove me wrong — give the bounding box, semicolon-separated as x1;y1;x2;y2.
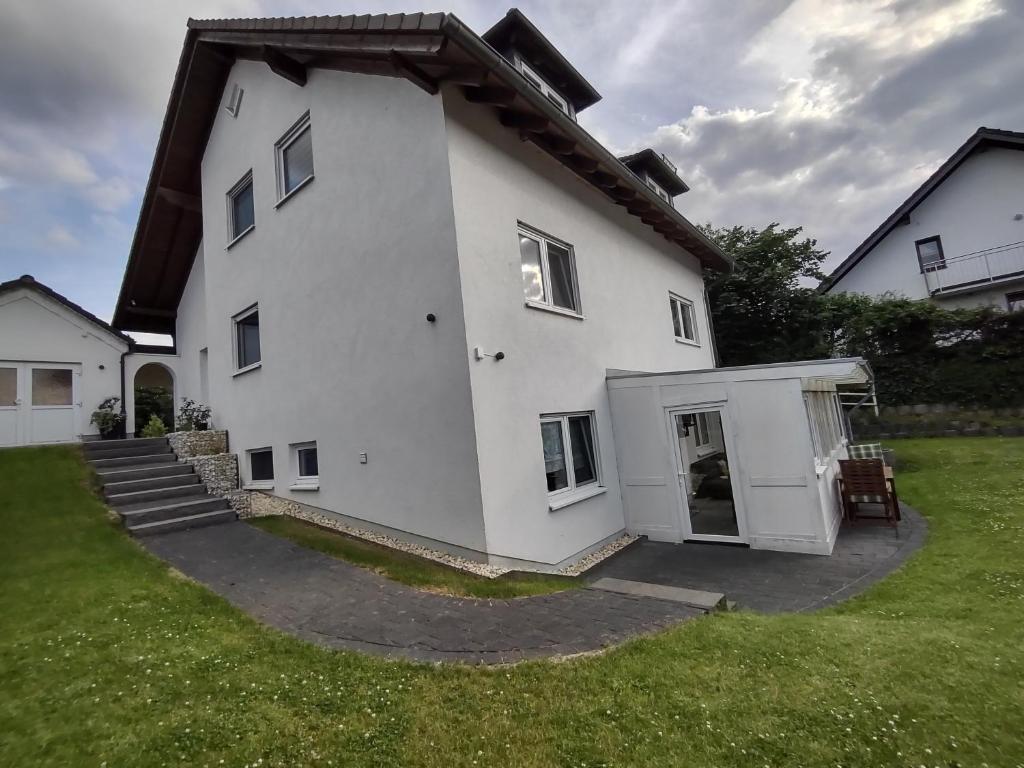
195;62;486;552
442;88;717;566
173;241;209;410
830;147;1024;306
0;287;128;442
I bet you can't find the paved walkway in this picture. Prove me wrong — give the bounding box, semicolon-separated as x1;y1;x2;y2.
143;522;702;664
591;504;927;613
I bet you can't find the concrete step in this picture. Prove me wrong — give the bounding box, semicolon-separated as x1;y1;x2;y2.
84;443;174;461
127;510;236;537
107;483;208;508
88;453;178;470
588;577;727;611
103;473;201;496
95;463;192;484
83;437;169;454
118;496;228;526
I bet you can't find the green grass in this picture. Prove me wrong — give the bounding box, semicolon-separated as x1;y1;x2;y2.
1;439;1023;767
248;515;576;598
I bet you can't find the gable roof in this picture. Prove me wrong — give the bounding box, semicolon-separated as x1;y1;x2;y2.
821;127;1024;292
618;149;690;196
481;8;601;113
113;10;732;334
0;274;133;344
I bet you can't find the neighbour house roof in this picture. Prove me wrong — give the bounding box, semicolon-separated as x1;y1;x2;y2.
0;274;133;345
481;8;602;113
618;149;690;196
821;127;1024;293
113;10;733;334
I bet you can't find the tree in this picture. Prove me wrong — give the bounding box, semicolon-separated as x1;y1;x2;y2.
701;223;831;366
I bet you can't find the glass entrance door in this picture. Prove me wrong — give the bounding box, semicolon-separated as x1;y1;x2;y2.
671;408;743;542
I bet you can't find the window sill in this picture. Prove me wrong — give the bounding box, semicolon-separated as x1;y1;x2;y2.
525;300;584;320
225;225;255;250
233;362;262;378
548;485;606;511
275;175;314;209
243;482;274;491
290;482;319;492
674;336;701;348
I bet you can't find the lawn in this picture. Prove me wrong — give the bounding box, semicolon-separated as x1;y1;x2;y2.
1;439;1022;767
248;515;575;598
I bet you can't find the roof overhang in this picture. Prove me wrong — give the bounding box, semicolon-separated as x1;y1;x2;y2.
618;148;689;196
821;128;1024;293
114;11;733;334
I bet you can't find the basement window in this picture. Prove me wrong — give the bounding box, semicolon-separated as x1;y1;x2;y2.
275;112;314;203
669;293;699;345
226;171;255;245
291;442;319;490
245;447;274;490
519;224;581;316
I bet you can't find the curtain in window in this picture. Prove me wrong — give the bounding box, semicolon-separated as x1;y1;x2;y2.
546;242;577;311
541;421;568;491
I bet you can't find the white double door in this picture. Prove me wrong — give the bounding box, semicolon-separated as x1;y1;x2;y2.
0;362;80;447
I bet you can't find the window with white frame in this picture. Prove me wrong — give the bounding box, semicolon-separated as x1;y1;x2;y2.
645;175;673;207
669;293;699;344
540;412;599;496
517;60;573;118
291;441;319;489
246;447;274;488
275;112;314;201
693;412;712;450
227;171;255;243
233;305;261;372
519;225;581;315
804;388;846;467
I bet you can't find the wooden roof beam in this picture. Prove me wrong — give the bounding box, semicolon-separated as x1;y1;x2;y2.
261;45;307;86
499;110;549;132
464;85;517;106
567;154;599;173
388;51;438;94
155;186;202;213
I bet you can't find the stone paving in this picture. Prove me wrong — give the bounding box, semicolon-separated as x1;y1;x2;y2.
143;521;702;664
591;504;927;613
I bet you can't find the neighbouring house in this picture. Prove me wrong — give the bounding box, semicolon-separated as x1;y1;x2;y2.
8;9;872;569
0;275;186;445
822;127;1024;310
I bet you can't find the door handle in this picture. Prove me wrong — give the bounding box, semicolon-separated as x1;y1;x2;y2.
14;398;22;405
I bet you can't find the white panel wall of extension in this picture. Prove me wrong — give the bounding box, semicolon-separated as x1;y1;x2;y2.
173;241;209;408
197;62;486;553
0;289;128;443
442;87;717;566
833;148;1024;305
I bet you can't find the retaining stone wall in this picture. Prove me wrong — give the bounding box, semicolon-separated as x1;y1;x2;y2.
167;430;227;458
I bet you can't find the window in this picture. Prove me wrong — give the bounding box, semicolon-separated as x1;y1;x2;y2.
227;171;255;243
646;175;673;207
32;369;72;406
540;412;599;497
915;236;946;272
0;367;16;406
291;442;319;489
519;225;581;315
669;294;699;344
225;83;244;117
275;112;314;201
518;60;573;118
1007;291;1024;312
233;305;261;372
247;448;274;488
694;412;711;449
804;389;846;468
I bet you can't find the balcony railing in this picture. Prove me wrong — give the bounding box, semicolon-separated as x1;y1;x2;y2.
924;240;1024;295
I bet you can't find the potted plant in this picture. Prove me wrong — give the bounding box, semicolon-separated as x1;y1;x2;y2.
90;396;125;440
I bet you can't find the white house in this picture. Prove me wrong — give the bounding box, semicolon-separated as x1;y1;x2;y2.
69;9;864;569
823;128;1024;310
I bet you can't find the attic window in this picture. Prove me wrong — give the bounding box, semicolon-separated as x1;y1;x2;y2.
226;84;244;118
645;175;673;207
517;60;573;119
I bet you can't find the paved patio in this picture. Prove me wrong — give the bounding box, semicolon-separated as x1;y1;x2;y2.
590;503;927;613
143;521;702;664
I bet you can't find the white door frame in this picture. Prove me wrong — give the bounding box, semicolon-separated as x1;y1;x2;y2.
666;404;749;544
0;363;21;447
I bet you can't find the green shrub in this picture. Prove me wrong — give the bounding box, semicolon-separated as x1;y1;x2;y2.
140;414;167;438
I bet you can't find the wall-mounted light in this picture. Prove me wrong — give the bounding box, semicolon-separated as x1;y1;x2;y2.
473;346;505;362
426;313;437;323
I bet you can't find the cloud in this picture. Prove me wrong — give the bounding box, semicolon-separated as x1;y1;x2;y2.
83;177;135;213
43;225;80;249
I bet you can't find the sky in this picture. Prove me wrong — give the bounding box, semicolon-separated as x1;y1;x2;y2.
1;0;1022;342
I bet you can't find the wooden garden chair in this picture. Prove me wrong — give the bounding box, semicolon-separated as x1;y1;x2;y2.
838;458;900;527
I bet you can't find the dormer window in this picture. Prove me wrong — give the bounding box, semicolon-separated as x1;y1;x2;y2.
517;60;573;119
645;175;673;207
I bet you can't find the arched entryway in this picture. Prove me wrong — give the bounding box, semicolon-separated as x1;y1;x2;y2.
133;363;175;436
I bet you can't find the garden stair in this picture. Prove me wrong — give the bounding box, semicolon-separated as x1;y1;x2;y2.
84;437;235;536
